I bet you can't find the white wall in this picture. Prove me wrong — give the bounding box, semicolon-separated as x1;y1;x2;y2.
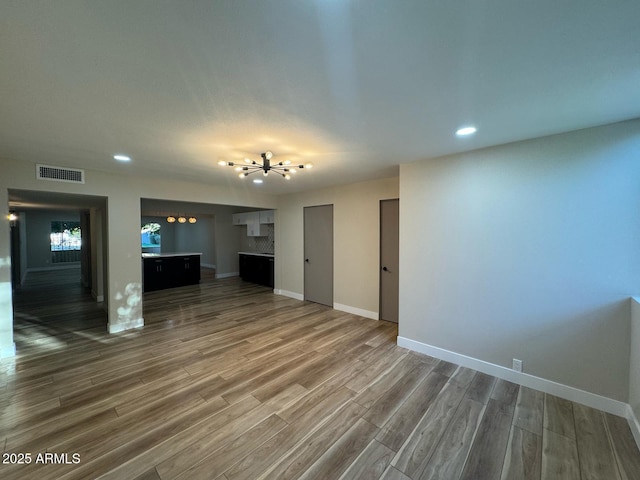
174;217;216;265
399;119;640;402
0;188;15;357
213;206;244;276
105;188;143;333
24;210;80;269
276;176;399;317
631;298;640;424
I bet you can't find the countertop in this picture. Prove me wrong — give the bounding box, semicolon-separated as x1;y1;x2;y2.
142;252;202;258
238;251;275;258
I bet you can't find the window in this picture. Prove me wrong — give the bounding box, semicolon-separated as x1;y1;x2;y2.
50;221;81;251
141;223;161;248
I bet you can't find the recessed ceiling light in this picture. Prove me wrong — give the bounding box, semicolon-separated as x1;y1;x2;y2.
113;154;131;162
456;126;477;137
253;179;263;184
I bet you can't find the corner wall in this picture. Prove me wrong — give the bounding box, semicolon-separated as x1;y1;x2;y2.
276;176;399;317
630;298;640;441
213;206;244;276
399;119;640;402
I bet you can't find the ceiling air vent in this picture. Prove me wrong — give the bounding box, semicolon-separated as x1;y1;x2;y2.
36;164;85;184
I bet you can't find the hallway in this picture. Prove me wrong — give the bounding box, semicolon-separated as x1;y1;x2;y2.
11;267;106;356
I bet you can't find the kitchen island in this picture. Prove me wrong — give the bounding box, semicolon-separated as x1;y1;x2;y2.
142;252;201;292
238;252;274;288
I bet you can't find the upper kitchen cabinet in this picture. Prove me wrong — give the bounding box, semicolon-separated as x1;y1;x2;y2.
259;210;275;224
233;210;274;236
247;214;268;237
232;212;249;225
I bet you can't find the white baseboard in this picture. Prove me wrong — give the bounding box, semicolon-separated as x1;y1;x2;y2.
334;303;378;320
215;271;238;279
397;336;629;418
0;343;16;359
271;293;379;320
202;263;216;269
274;289;304;301
627;404;640;449
108;318;144;334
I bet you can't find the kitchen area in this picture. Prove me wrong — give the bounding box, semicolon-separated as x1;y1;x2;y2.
234;209;275;289
140;199;275;292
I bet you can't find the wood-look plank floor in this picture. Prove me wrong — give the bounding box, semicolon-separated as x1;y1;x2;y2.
2;267;640;479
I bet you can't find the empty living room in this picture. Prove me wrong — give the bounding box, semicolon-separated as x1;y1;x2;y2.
2;1;640;479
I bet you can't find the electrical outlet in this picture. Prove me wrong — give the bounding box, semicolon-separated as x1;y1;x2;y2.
512;358;523;372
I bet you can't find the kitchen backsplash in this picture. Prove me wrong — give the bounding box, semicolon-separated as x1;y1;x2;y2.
241;224;275;253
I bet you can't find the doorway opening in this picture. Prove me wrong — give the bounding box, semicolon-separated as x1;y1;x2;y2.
9;189;108;354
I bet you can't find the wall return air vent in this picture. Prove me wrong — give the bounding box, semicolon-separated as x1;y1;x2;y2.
36;164;85;184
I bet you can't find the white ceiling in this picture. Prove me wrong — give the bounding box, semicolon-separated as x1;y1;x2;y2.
2;1;640;195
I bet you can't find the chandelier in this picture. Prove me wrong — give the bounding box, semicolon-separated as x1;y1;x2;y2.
218;151;312;180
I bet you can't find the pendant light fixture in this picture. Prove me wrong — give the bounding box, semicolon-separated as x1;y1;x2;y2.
218;151;312;180
166;215;196;224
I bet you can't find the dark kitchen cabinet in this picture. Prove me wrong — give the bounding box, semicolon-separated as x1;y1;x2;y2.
143;257;168;292
176;255;200;286
143;254;201;292
239;254;274;288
